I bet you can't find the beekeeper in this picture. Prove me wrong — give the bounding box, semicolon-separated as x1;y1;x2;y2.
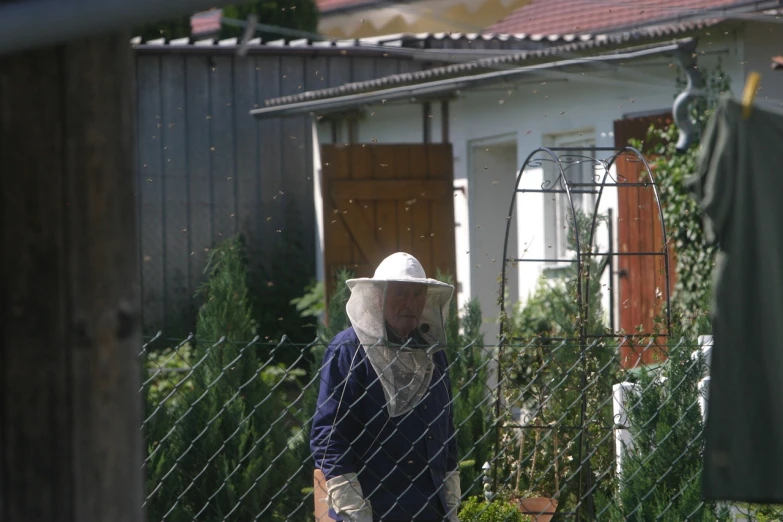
310;252;461;522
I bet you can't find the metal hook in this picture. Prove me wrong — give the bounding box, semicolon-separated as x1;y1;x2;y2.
237;14;258;57
672;38;706;153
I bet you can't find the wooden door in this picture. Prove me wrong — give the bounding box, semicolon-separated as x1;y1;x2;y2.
320;143;456;304
614;114;676;368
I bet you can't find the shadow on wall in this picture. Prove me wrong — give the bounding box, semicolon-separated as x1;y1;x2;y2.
141;200;316;346
250;200;317;346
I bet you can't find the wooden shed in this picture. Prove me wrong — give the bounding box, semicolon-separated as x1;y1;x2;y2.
133;39;432;331
132;34;570;331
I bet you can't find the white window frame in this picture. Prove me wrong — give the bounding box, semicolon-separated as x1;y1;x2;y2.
543;131;597;269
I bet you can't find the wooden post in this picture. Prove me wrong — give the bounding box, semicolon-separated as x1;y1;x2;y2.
441;100;449;143
0;32;143;521
423;101;432;143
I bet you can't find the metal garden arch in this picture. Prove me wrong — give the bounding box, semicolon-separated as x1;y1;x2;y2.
490;40;706;520
495;145;674;521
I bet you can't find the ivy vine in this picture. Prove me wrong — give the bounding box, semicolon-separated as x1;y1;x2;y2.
632;65;731;341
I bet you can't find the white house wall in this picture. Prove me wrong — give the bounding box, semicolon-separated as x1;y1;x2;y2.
741;21;783;107
468;137;519;341
316;30;743;338
356;103;432;144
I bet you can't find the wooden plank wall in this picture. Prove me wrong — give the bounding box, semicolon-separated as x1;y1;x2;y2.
134;49;425;333
1;33;143;522
321;144;456;305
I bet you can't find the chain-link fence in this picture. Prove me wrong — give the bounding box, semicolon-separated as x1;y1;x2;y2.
140;333;783;522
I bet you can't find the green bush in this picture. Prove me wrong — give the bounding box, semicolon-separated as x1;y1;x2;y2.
251;206;317;346
286;267;356;519
607;64;740;521
144;236;306;521
438;271;494;499
459;495;531;522
143;341;195;410
631;64;730;340
615;342;730;521
291;267;354;347
290;265;355;465
501;210;617;515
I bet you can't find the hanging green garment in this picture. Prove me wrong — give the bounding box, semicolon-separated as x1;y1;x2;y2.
687;93;783;503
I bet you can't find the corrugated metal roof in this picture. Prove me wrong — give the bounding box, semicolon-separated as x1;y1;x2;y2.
129;31;600;62
262;22;715;108
130;31;587;51
352;31;592;47
129;41;570;68
250;38;691;118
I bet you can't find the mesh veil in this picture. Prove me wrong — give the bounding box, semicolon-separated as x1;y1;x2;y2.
345;277;454;418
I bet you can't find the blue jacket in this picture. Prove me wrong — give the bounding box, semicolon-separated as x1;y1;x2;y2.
310;327;458;521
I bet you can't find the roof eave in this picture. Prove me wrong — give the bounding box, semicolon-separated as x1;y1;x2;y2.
250;38;693;119
132;42;427;58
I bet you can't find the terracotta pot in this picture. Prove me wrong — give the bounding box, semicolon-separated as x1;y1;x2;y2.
517;497;558;522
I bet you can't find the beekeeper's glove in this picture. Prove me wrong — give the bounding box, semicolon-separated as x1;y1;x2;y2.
444;470;461;522
326;473;373;522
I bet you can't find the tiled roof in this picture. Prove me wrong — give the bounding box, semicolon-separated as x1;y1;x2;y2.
263;24;709;107
190;8;222;36
489;0;753;35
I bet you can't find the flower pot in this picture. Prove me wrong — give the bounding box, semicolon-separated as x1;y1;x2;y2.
517;497;558;522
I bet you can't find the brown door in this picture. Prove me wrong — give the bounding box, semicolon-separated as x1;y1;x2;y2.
320;143;456;304
614;114;676;368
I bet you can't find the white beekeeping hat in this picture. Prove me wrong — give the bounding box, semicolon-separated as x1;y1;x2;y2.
344;252;455;417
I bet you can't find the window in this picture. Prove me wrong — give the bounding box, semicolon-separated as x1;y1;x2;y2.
543;133;597;265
